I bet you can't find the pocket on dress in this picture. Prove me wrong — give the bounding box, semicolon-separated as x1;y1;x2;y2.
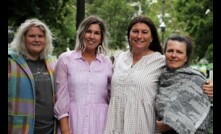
8;115;30;134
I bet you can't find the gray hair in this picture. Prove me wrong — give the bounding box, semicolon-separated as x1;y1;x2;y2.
10;18;54;59
75;15;109;55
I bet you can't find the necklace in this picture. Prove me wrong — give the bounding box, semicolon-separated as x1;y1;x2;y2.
32;65;43;81
26;59;47;81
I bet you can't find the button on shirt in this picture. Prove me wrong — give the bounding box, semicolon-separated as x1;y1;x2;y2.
54;50;113;134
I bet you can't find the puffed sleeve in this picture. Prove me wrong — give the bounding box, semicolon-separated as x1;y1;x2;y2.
54;53;70;120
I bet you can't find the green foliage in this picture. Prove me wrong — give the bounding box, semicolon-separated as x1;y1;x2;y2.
174;0;213;63
205;44;213;63
8;0;213;62
8;0;76;57
86;0;135;50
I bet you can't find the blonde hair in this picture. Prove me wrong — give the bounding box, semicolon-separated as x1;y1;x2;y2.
10;18;54;59
75;15;109;55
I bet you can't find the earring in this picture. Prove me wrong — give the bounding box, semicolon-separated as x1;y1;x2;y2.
97;45;102;53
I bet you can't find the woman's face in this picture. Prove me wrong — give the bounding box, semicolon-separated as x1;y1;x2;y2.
129;22;152;51
83;24;102;52
25;26;46;59
165;40;188;70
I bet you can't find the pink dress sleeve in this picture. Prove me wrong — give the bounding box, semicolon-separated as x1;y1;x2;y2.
54;53;70;120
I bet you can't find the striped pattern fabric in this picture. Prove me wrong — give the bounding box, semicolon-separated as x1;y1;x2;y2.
8;49;57;134
54;50;113;134
105;51;166;134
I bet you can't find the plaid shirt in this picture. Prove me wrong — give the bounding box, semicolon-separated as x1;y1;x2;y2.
8;49;57;134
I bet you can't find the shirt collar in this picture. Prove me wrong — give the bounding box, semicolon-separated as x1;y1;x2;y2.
73;50;103;62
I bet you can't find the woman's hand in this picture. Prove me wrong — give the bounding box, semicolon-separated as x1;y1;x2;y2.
59;117;71;134
156;120;172;133
203;80;213;97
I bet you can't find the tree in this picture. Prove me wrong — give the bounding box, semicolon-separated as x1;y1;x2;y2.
85;0;188;51
86;0;136;50
8;0;76;56
174;0;213;63
8;0;212;61
76;0;85;29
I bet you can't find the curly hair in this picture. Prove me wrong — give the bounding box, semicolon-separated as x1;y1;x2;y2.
10;18;54;59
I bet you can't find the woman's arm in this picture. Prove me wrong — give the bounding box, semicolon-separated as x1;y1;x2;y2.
54;55;71;133
156;120;173;133
202;80;213;97
59;117;70;134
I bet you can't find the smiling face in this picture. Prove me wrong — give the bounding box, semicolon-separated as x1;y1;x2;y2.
165;40;188;70
25;26;46;60
83;24;102;52
129;22;152;52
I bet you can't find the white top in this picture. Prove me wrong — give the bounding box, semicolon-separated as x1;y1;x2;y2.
105;51;165;134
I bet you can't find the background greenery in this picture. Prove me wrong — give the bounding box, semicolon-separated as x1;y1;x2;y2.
8;0;213;65
8;0;213;133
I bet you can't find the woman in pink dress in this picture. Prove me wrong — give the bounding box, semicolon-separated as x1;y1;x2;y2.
54;15;113;134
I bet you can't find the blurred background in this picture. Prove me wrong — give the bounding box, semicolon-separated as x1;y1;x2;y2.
8;0;213;133
8;0;213;80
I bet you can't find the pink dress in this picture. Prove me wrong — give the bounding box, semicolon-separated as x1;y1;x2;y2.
54;50;113;134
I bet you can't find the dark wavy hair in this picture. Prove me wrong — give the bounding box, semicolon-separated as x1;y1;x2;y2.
127;15;163;54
